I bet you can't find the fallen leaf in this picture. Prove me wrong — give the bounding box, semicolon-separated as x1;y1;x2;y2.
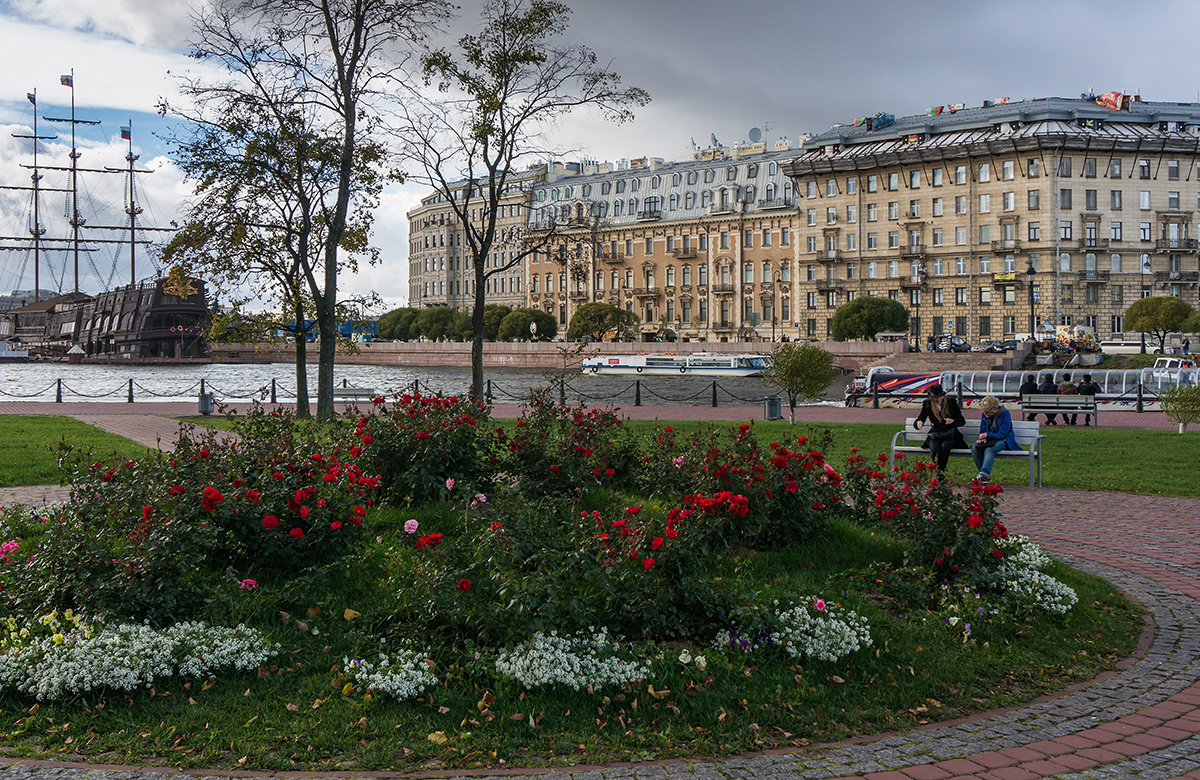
830;675;845;684
342;683;354;696
509;713;526;721
438;706;450;714
188;698;196;706
307;606;322;617
237;756;247;766
286;704;299;712
477;691;496;710
201;680;216;691
294;620;308;633
343;608;361;621
312;699;324;709
244;715;259;726
427;731;448;744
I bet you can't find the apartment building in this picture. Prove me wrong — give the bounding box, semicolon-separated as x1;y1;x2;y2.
784;95;1200;342
526;141;801;340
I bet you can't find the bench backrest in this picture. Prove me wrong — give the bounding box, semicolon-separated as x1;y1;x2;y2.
901;417;1041;447
1020;393;1096;408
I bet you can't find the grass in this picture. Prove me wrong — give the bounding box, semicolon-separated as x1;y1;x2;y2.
0;512;1140;771
0;416;152;487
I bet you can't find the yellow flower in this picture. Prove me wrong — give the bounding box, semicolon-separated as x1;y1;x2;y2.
52;633;65;644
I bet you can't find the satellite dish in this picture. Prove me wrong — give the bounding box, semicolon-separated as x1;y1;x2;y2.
748;127;762;143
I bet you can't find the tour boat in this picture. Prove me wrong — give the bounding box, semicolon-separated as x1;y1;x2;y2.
581;352;772;377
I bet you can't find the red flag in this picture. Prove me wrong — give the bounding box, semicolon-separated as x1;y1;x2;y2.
1096;91;1123;111
60;74;73;87
26;92;35;105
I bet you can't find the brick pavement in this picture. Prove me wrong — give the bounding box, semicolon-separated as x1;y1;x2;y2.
0;406;1197;779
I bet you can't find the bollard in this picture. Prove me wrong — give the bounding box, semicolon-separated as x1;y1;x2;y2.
635;379;642;406
127;378;134;403
711;380;718;408
55;378;62;403
200;378;206;398
956;380;964;406
270;378;277;404
1136;382;1144;413
486;379;492;399
872;381;879;409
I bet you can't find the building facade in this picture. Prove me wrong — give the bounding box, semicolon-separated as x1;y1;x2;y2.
785;95;1200;343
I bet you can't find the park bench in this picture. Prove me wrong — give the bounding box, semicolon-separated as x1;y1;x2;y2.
1019;393;1098;426
332;384;377;403
889;418;1045;487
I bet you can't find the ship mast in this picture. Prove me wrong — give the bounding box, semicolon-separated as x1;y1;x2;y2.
43;70;101;294
124;122;141;287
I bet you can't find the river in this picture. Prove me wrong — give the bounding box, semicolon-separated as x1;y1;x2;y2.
0;362;785;407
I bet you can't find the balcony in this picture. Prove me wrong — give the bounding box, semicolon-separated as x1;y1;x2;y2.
632;286;662;299
899;276;927;290
816;280;841;292
711;321;736;331
599;252;625;264
757;198;794;210
637;208;662;222
1155;238;1199;252
813;249;841;263
711;283;735;295
668;247;698;259
707;203;736;216
1078;238;1111;251
990;239;1023;253
991;272;1019;287
569;291;589;301
1081;269;1111;283
899;244;926;259
1154;270;1200;284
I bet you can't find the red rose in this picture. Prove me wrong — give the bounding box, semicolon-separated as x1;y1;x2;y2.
549;465;561;474
262;515;280;529
289;527;305;540
198;448;211;458
651;537;664;550
331;521;342;530
642;557;655;571
168;485;186;496
457;578;471;593
299;506;310;520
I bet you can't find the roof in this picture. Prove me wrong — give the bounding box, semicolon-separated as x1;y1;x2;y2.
7;292;92;314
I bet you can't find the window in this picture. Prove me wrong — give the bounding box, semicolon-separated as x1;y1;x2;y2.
932;227;943;246
932;197;943;216
1111;222;1122;241
826;178;837;196
806;181;817;198
666;235;675;253
978;255;990;273
1002;160;1014;180
978;163;990;182
807;292;817;309
1060;189;1072;210
979;225;990;243
1139;159;1151;179
1061;283;1073;304
955;195;967;214
908;199;920;218
933;287;944;304
887;172;899;191
826;206;837;224
955;165;967;185
1084;157;1097;178
1059;253;1072;272
909;170;921;189
1060;220;1073;240
698;265;707;285
1058;157;1072;177
887;259;899;277
847;176;857;194
1110;253;1122;273
888;231;899;249
1028;158;1041;177
846;204;857;222
807;208;817;226
645;237;653;255
955;256;967;274
699;233;708;250
682;265;691;286
955;287;967;305
955;316;967;336
743;229;753;248
867;203;878;221
933;258;943;275
807;235;818;252
1169;191;1181;210
762;229;772;246
979;286;992;305
687;171;698;185
704;169;715;183
1110;159;1122;178
867;261;877;278
742;262;753;283
1111;285;1124;305
1140;191;1151;210
888;201;899;219
781;227;790;245
979;193;991;213
1140;222;1151;241
1169;159;1181;181
727;167;738;182
955;226;967;245
867;174;878;192
846;233;857;250
1085;284;1099;305
1003;191;1014;211
626;239;633;256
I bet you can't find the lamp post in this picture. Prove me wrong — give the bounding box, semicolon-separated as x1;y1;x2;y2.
1025;256;1037;340
913;267;928;349
771;271;781;342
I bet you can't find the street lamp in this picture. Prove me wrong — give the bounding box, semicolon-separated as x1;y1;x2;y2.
913;267;928;349
1025;255;1037;340
770;271;781;343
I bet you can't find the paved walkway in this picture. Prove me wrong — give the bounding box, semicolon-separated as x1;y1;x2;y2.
1;406;1198;778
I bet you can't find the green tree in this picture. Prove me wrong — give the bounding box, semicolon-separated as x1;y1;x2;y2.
1125;296;1194;353
567;302;638;342
1160;384;1200;434
208;305;276;344
481;304;513;341
163;0;451;420
498;308;557;341
763;343;838;423
414;306;459;341
831;296;909;341
377;307;420;341
401;0;649;398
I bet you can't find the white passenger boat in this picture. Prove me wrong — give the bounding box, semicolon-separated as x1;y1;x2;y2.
581;352;772;377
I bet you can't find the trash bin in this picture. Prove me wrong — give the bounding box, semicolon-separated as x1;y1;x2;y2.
198;392;214;416
764;395;783;421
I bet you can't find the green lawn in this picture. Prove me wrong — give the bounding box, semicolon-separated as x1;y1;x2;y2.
0;416;153;487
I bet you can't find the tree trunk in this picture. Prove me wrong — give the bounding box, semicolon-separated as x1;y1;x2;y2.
293;305;310;418
789;399;796;424
316;309;336;420
471;264;487;399
1181;422;1188;434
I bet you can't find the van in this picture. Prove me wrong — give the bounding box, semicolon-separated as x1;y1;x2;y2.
1099;340;1145;355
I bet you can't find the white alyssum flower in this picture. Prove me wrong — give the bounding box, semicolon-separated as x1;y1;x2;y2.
0;621;277;701
343;649;437;701
770;599;873;663
1003;567;1078;614
495;629;648;690
998;535;1054;571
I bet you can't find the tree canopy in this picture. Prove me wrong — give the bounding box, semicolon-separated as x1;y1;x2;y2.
498;308;557;341
763;343;838;423
830;297;909;341
1125;296;1194;353
399;0;648;397
377;307;420;341
566;302;638;342
481;305;513;341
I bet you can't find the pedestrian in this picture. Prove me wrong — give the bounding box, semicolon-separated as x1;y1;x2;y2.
1057;372;1079;425
913;384;966;477
1037;373;1059;425
1018;373;1038;421
972;395;1020;484
1077;373;1101;427
1184;336;1191;356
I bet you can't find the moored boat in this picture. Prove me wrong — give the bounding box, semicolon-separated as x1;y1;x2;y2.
581;352;772;377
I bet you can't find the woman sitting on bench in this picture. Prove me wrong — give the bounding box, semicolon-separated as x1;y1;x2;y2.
972;395;1020;485
913;384;965;477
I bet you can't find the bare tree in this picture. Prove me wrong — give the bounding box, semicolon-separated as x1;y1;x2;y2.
397;0;649;398
162;0;451;419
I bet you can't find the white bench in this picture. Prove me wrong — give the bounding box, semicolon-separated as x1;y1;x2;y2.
889;418;1045;487
1020;393;1098;425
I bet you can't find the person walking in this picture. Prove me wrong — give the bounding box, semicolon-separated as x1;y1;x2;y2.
1077;373;1101;427
1057;372;1079;425
913;384;966;477
972;395;1020;484
1018;373;1038;421
1184;336;1191;356
1037;373;1059;425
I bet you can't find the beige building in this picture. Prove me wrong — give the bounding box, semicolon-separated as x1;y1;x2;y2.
785;95;1200;343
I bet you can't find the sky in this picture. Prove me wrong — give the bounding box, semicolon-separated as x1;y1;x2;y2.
1;0;1199;312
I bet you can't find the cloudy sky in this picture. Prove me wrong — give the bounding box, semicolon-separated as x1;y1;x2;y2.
1;0;1198;311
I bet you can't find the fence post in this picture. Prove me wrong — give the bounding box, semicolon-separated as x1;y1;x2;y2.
956;379;964;406
270;378;277;404
635;379;642;407
55;378;62;403
486;378;492;399
1136;381;1144;413
127;378;134;403
872;380;879;409
559;376;565;406
200;378;206;399
711;380;718;408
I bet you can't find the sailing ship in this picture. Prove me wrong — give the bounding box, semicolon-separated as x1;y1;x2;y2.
0;72;208;360
581;352;773;376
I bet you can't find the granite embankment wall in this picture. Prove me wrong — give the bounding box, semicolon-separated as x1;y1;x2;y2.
209;341;901;371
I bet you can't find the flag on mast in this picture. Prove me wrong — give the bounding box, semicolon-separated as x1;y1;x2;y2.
120;126;131;140
26;92;35;105
60;74;73;87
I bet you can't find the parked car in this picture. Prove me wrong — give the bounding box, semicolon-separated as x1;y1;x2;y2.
933;335;971;353
978;339;1019;353
1099;340;1146;355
